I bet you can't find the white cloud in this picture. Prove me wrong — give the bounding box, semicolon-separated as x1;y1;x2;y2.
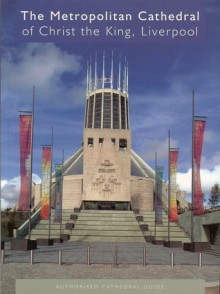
1;174;41;210
1;180;8;189
32;174;41;185
1;176;20;210
177;165;220;195
177;169;192;194
2;43;85;106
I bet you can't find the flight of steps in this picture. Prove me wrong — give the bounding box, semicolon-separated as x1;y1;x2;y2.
28;209;74;240
138;211;191;243
69;210;146;243
28;209;190;244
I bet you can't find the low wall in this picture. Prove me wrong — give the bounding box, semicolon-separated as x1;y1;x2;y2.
178;210;220;243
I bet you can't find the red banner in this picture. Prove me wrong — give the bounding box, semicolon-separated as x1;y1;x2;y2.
169;149;178;221
18;115;32;211
41;146;52;218
194;120;206;215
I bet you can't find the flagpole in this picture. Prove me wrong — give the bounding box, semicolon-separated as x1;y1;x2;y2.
28;86;35;240
168;130;171;243
48;127;53;240
154;152;157;241
191;91;195;243
60;149;64;238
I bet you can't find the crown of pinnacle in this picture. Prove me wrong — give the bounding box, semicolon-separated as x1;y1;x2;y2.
86;52;128;95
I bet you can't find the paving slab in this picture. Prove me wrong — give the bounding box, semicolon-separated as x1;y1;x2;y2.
1;241;220;294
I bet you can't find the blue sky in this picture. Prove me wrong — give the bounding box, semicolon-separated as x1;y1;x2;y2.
1;0;220;209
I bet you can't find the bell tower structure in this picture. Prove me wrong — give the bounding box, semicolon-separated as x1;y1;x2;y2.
34;52;187;213
83;52;131;208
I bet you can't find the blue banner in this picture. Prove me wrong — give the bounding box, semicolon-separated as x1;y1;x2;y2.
54;164;63;223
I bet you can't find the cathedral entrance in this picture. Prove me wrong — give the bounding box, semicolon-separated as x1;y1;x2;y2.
83;201;130;211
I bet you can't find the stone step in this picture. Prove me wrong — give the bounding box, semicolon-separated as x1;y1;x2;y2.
30;229;69;234
74;225;140;230
77;218;138;223
78;214;135;220
37;219;75;224
74;221;138;226
147;225;184;232
142;215;171;218
69;236;145;243
141;221;179;226
140;212;167;216
51;213;77;217
35;224;69;229
50;210;76;215
80;210;134;214
148;236;191;242
143;230;187;237
70;230;144;237
28;234;67;240
141;217;170;221
79;212;135;215
79;214;135;218
31;225;68;230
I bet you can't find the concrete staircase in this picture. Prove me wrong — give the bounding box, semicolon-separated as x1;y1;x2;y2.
138;211;191;243
28;209;146;242
28;209;191;244
69;210;146;243
28;209;74;240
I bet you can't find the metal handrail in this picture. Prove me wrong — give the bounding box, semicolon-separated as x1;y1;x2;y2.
13;207;41;238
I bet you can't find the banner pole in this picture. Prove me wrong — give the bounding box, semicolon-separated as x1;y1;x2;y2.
168;130;171;243
154;152;157;241
28;86;35;240
49;127;53;240
191;91;195;243
60;149;64;238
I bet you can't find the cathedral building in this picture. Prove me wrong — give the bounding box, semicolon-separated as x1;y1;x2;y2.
34;53;187;212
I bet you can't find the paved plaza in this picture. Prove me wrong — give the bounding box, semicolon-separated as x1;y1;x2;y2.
1;241;220;294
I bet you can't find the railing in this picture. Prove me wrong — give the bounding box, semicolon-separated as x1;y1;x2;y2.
2;244;219;266
204;206;220;213
13;207;41;239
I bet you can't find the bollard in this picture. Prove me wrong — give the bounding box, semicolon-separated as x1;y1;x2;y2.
170;252;174;267
198;252;202;267
143;246;147;266
1;250;4;264
114;246;118;267
87;246;90;265
58;250;62;266
30;250;34;265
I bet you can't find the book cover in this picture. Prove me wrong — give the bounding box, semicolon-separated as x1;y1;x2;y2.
1;0;220;293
